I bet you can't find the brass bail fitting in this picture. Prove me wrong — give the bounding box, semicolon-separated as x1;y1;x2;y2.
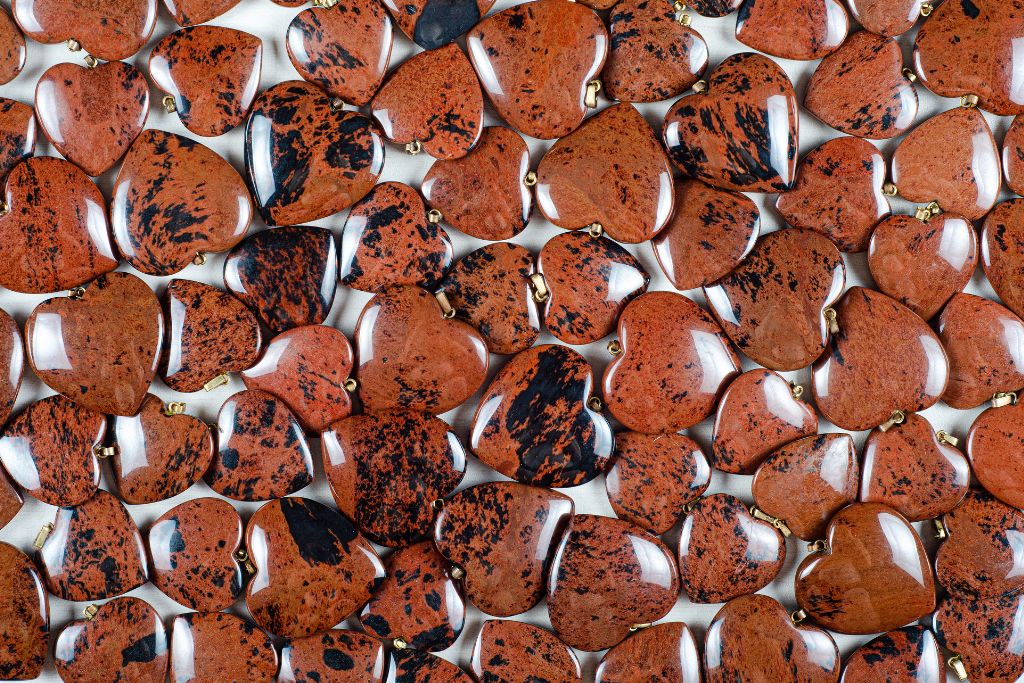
83;605;99;620
790;609;807;625
920;1;934;16
750;507;792;537
823;307;839;335
960;94;979;109
807;539;830;554
585;79;602;109
789;382;804;400
203;373;230;392
34;522;54;549
430;499;444;512
523;170;538;187
164;401;186;416
448;564;466;580
312;0;339;6
586;222;604;238
69;287;86;300
66;39;82;52
426;209;443;225
672;0;691;25
992;391;1018;408
343;377;358;393
392;637;409;650
83;55;99;69
936;430;959;447
607;339;623;356
587;395;604;412
934;518;949;540
529;273;550;304
162;95;177;113
878;409;906;433
328;98;344;113
0;200;8;217
629;622;653;632
902;67;917;83
405;140;423;155
692;79;708;94
947;655;968;681
434;291;456;319
881;182;898;197
93;444;118;459
915;201;942;222
234;548;256;574
192;252;207;266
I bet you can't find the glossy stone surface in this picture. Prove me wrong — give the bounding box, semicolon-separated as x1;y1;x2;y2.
12;0;156;61
0;97;35;181
241;325;354;433
547;514;679;652
246;80;384;226
149;497;243;612
37;489;148;601
163;0;239;25
466;0;608;139
848;0;922;36
355;285;489;413
112;130;252;276
286;0;392;106
776;137;889;253
860;413;970;522
0;308;20;431
0;8;24;85
0;156;117;293
663;52;798;192
967;402;1024;509
1004;115;1024;195
245;497;386;638
891;105;1000;220
706;228;845;371
538;231;649;344
982;199;1024;319
812;287;949;431
604;291;740;433
0;395;104;507
382;0;492;49
224;225;337;333
752;434;859;541
392;649;473;683
689;0;741;16
280;630;390;683
207;389;314;502
0;542;47;681
169;612;277;683
932;593;1024;683
433;481;573;617
736;0;849;60
472;620;581;682
840;626;942;683
596;622;702;683
26;272;162;416
795;503;936;635
54;597;168;683
0;470;22;531
322;409;466;547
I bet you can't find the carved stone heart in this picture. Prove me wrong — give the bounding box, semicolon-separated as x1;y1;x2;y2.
472;620;580;682
169;612;278;682
841;626;943;683
0;308;23;431
0;8;24;85
0;97;35;181
933;593;1024;683
982;199;1024;319
848;0;924;36
0;542;47;680
596;622;701;683
381;0;494;50
163;0;241;26
967;402;1024;509
281;630;389;683
13;0;157;61
736;0;849;60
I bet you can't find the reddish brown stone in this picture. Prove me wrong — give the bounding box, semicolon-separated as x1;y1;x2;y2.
111;393;213;505
472;620;581;682
281;630;390;683
12;0;156;61
932;593;1024;683
322;409;466;547
245;497;386;638
0;8;24;85
0;307;22;429
689;0;740;15
705;228;846;371
1004;115;1024;194
596;622;702;683
0;98;34;181
795;503;936;635
811;287;949;431
393;649;473;682
752;434;859;541
54;597;168;683
381;0;492;49
0;469;22;531
848;0;923;36
37;489;148;601
25;272;162;416
860;413;970;522
169;612;277;683
466;0;608;140
663;52;798;192
548;514;679;652
355;285;489;413
0;156;117;293
0;542;47;681
840;626;943;683
163;0;240;25
421;126;533;241
736;0;849;60
982;198;1024;319
967;402;1024;509
150;26;261;137
891;106;1001;220
604;291;740;433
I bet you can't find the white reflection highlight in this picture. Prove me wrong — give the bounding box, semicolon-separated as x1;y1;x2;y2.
30;313;71;371
766;94;793;187
920;335;947;398
692;329;733;394
879;512;926;585
628;534;675;589
171;617;196;683
467;35;503;98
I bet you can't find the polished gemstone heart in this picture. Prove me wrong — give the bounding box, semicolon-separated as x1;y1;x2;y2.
890;105;1000;220
360;542;465;652
0;471;21;531
705;228;845;371
163;0;240;25
967;402;1024;509
169;612;278;683
322;409;466;547
111;393;213;505
26;272;162;416
472;620;581;682
421;126;532;240
932;593;1024;683
371;42;482;160
795;502;936;634
841;626;943;683
37;489;147;601
538;231;649;344
548;514;679;651
54;597;168;683
0;98;35;181
811;287;949;431
287;0;392;105
596;622;701;683
393;649;473;682
245;496;386;638
0;308;22;429
606;431;711;535
112;130;252;276
0;395;105;507
471;344;613;487
281;630;390;683
0;542;47;680
355;285;489;413
604;291;740;433
246;80;384;226
678;493;785;603
982;199;1024;319
0;8;24;85
437;242;539;355
207;389;314;502
663;52;798;192
704;594;840;683
466;0;608;139
860;413;970;522
752;434;859;541
653;179;759;289
241;325;354;433
736;0;849;60
535;103;673;244
381;0;492;49
13;0;156;60
1005;115;1024;194
848;0;924;36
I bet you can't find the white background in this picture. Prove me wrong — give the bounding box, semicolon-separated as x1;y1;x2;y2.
0;0;1007;680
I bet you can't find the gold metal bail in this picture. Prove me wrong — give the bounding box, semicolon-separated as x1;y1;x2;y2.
234;548;256;574
920;1;934;16
585;79;602;108
878;410;907;432
934;518;949;540
992;391;1018;408
83;605;99;620
750;506;792;537
203;373;230;392
329;98;344;113
789;382;804;400
823;307;839;335
528;273;550;303
164;401;186;416
83;55;99;69
936;430;959;447
692;79;708;94
192;252;207;266
93;445;118;459
673;0;691;25
392;637;409;650
807;539;830;554
523;170;538;187
34;522;54;549
790;609;807;625
343;377;358;392
902;68;917;83
449;565;465;580
960;94;979;108
405;140;423;155
69;287;86;300
435;291;456;319
162;95;177;113
0;200;8;217
426;209;443;225
66;39;82;52
586;222;604;238
681;499;699;516
430;499;444;512
312;0;340;6
947;655;968;681
881;182;898;197
587;396;604;412
629;622;654;632
914;205;934;222
607;340;623;356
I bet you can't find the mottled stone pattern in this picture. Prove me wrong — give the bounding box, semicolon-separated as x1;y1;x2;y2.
381;0;494;50
933;593;1024;683
12;0;156;60
840;626;943;683
1005;115;1024;194
596;622;702;683
982;199;1024;319
392;648;473;683
967;402;1024;510
281;630;390;683
848;0;922;36
0;542;47;681
164;0;241;26
0;8;24;85
690;0;741;15
0;98;34;180
736;0;849;60
0;308;20;430
0;470;22;531
169;612;278;683
472;620;581;682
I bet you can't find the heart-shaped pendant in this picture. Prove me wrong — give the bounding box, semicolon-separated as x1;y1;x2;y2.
663;52;798;192
54;597;168;683
472;620;581;682
535;103;674;244
0;542;47;680
548;514;679;651
933;593;1024;683
26;272;162;416
381;0;493;50
752;434;859;541
736;0;849;60
471;344;614;488
0;97;35;181
287;0;392;105
466;0;608;140
848;0;925;36
322;409;466;547
13;0;156;61
705;228;846;371
0;470;21;531
245;496;386;638
841;626;943;683
596;622;701;683
245;81;384;226
394;649;473;682
0;308;23;430
967;401;1024;509
112;130;252;276
537;231;650;344
169;612;278;682
1004;115;1024;194
982;199;1024;319
281;630;390;683
163;0;240;26
0;8;24;85
795;502;936;634
370;42;482;160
